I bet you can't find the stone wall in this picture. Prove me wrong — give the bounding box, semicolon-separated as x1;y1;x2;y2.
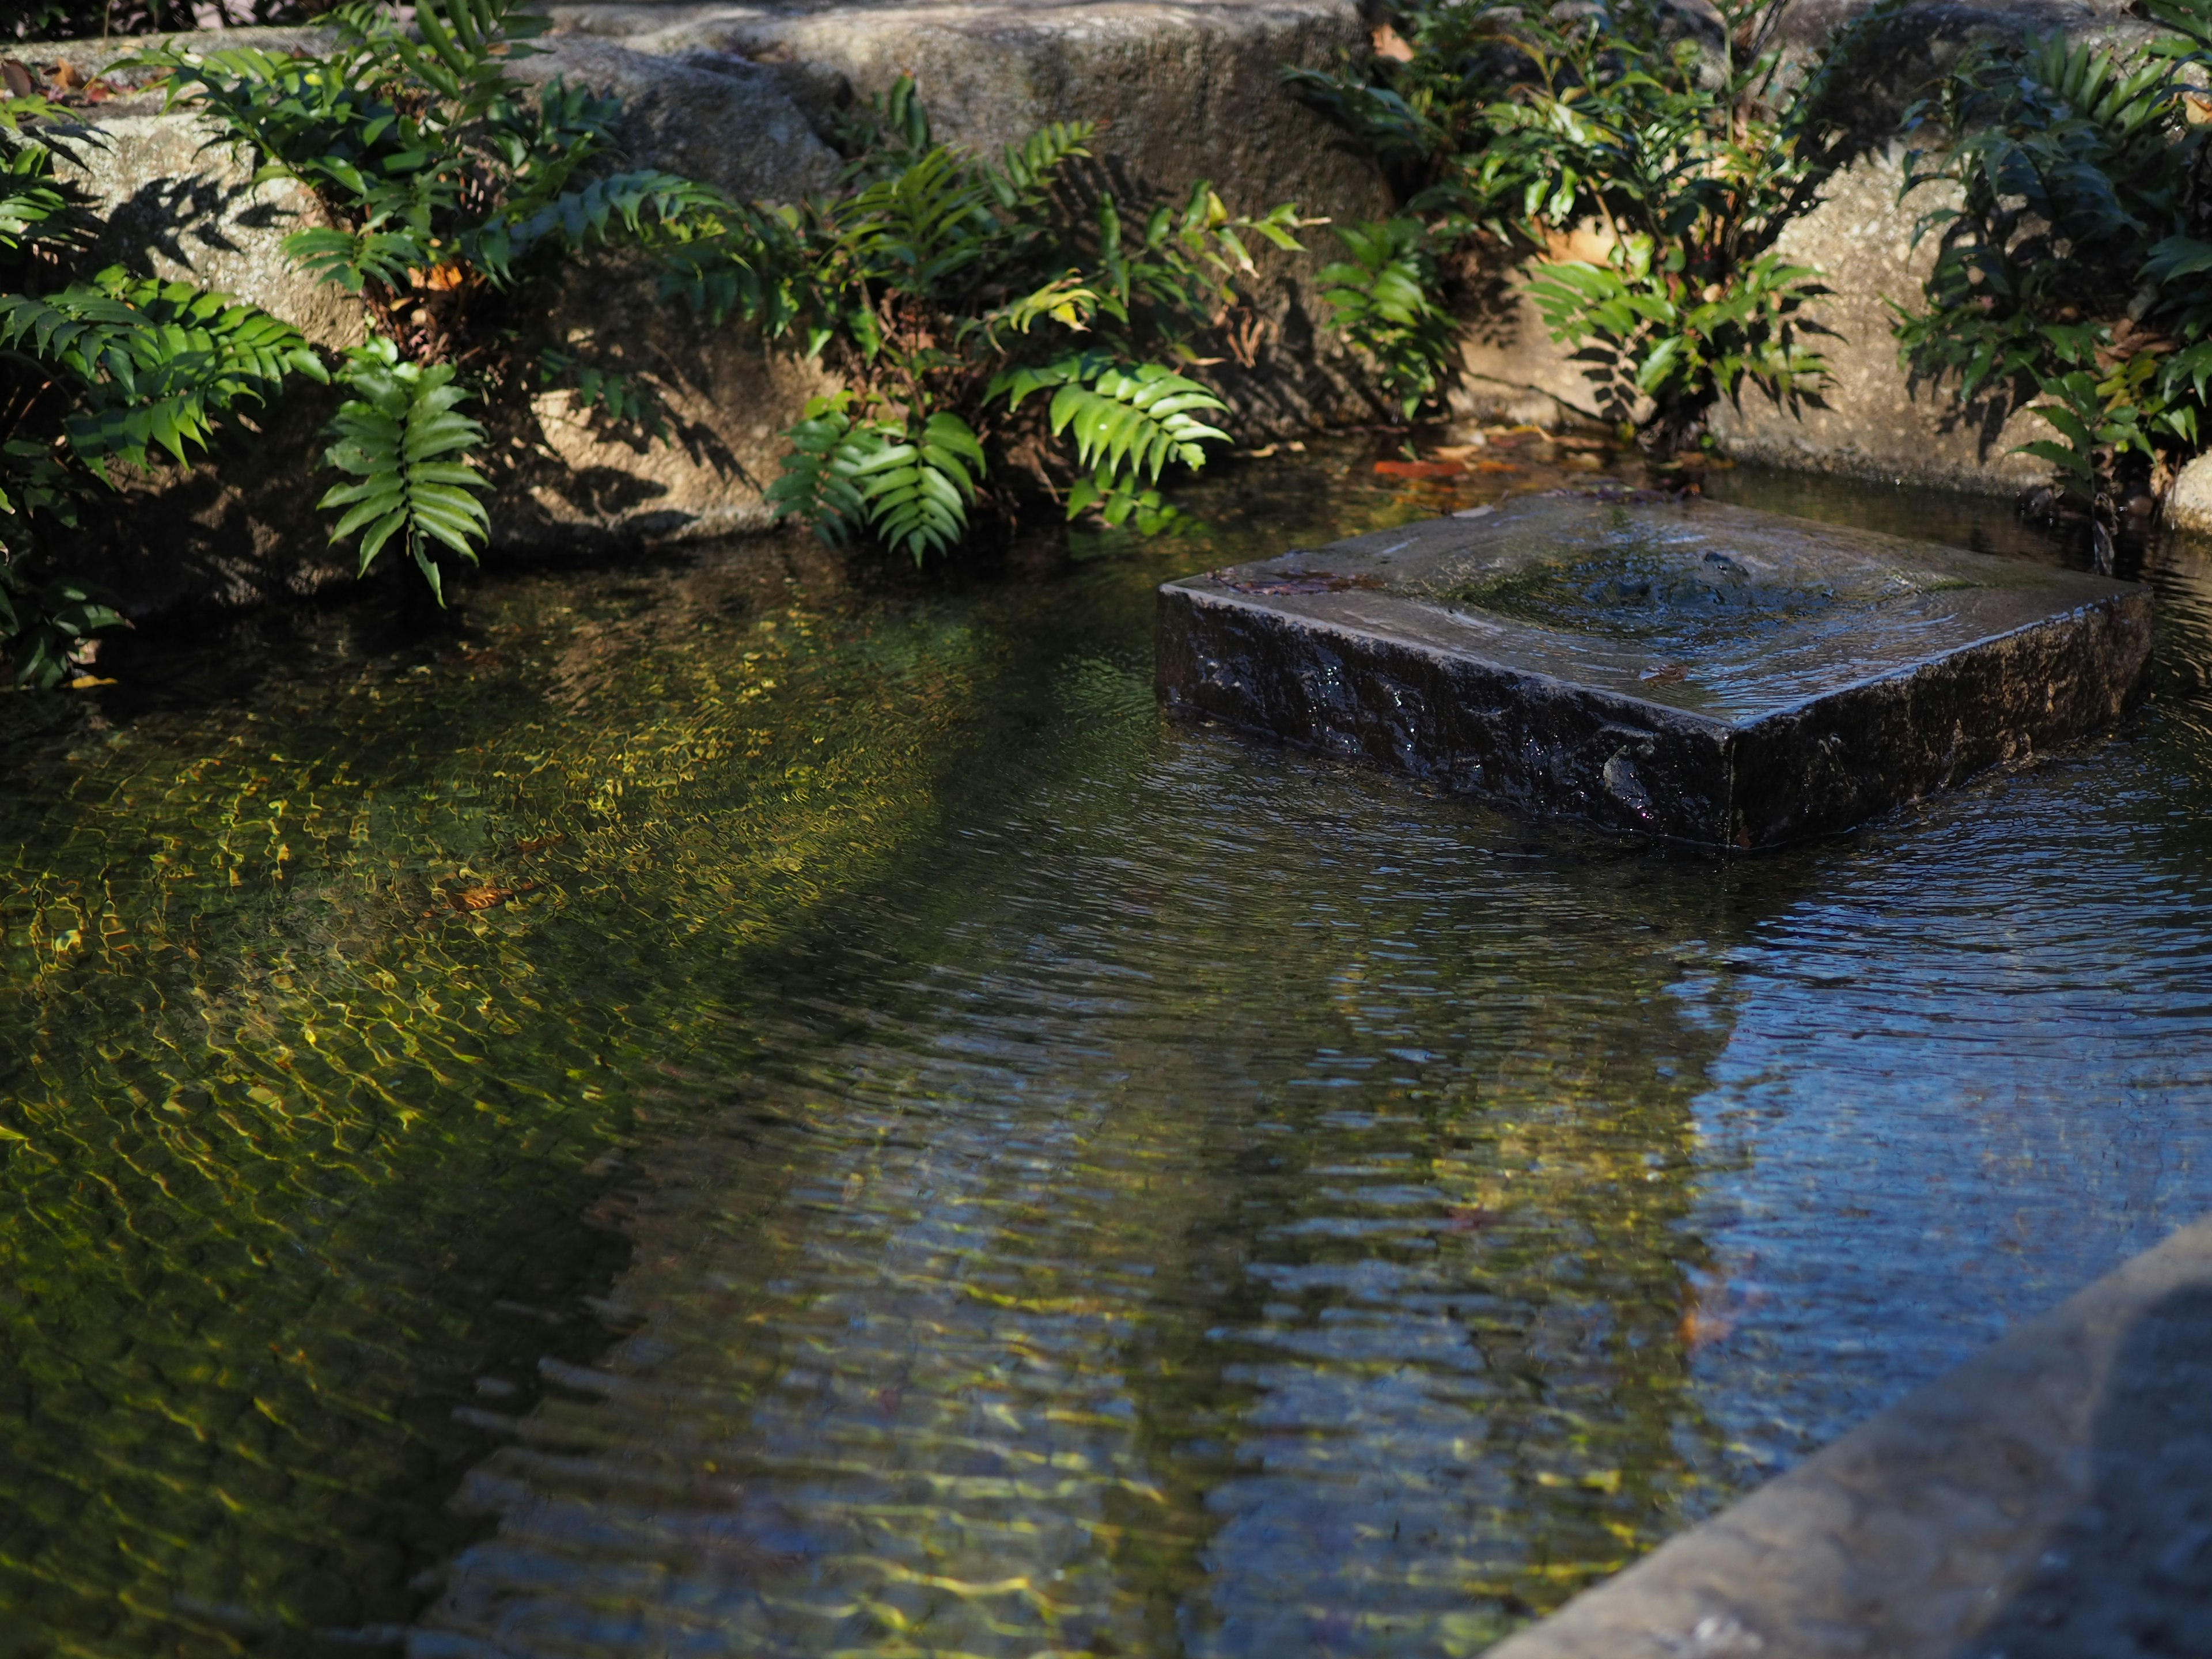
9;0;2172;615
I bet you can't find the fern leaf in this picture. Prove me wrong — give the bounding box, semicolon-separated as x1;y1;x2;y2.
318;341;489;600
1043;359;1228;487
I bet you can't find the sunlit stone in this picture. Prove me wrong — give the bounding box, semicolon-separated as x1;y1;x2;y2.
1156;492;2153;848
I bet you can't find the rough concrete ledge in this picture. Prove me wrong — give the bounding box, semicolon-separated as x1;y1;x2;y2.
1483;1213;2212;1659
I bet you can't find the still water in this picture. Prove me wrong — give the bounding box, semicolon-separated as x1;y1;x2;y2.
3;444;2210;1657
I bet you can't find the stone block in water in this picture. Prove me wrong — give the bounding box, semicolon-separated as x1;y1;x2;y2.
1155;492;2152;849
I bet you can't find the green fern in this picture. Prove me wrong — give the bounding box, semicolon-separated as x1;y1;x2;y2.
0;271;328;476
281;227;426;296
483;169;733;278
987;351;1226;529
132;0;740;602
700;76;1302;550
766;393;875;541
0;574;124;689
766;393;985;563
1893;7;2212;516
847;412;987;562
317;340;489;601
991;122;1094;209
997;353;1227;495
1;91;76;260
1318;218;1459;419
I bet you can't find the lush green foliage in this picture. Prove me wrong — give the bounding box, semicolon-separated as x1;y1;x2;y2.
1287;0;1896;448
707;78;1303;557
1;90;320;685
1316;216;1457;419
1893;1;2212;537
141;0;736;592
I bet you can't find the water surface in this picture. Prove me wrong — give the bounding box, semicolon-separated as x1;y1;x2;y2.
3;446;2209;1657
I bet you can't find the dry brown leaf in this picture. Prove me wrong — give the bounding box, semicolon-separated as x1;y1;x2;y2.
1370;22;1416;60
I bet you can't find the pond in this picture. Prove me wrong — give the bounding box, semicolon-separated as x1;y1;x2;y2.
3;441;2210;1658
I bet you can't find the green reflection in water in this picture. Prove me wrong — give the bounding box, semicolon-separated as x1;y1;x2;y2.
0;542;1058;1652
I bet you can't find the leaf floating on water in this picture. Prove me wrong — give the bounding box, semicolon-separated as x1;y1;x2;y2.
1679;1308;1734;1350
1374;459;1464;480
1642;663;1690;685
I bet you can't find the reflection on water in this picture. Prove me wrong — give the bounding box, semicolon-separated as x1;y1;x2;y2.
2;443;2210;1656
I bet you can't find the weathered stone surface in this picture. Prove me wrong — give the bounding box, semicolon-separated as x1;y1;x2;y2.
1156;493;2150;846
1482;1213;2212;1659
504;36;842;203
2166;452;2212;533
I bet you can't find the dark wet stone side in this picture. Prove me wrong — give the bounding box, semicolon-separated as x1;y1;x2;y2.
1154;594;1739;844
1726;596;2155;846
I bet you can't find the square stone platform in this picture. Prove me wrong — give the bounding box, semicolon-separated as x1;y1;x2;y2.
1156;492;2153;849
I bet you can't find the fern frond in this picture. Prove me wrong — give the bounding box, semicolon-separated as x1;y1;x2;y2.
841;412;983;562
993;122;1094;206
0;272;325;475
982;275;1105;344
486;170;732;278
1044;360;1229;485
0;106;81;259
766;392;873;541
766;395;984;561
317;340;489;601
282;226;430;294
1319;217;1458;416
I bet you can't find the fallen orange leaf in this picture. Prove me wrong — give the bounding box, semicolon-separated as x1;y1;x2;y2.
1370;22;1416;60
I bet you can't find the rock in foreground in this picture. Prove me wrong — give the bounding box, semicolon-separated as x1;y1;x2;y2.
1156;493;2152;849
